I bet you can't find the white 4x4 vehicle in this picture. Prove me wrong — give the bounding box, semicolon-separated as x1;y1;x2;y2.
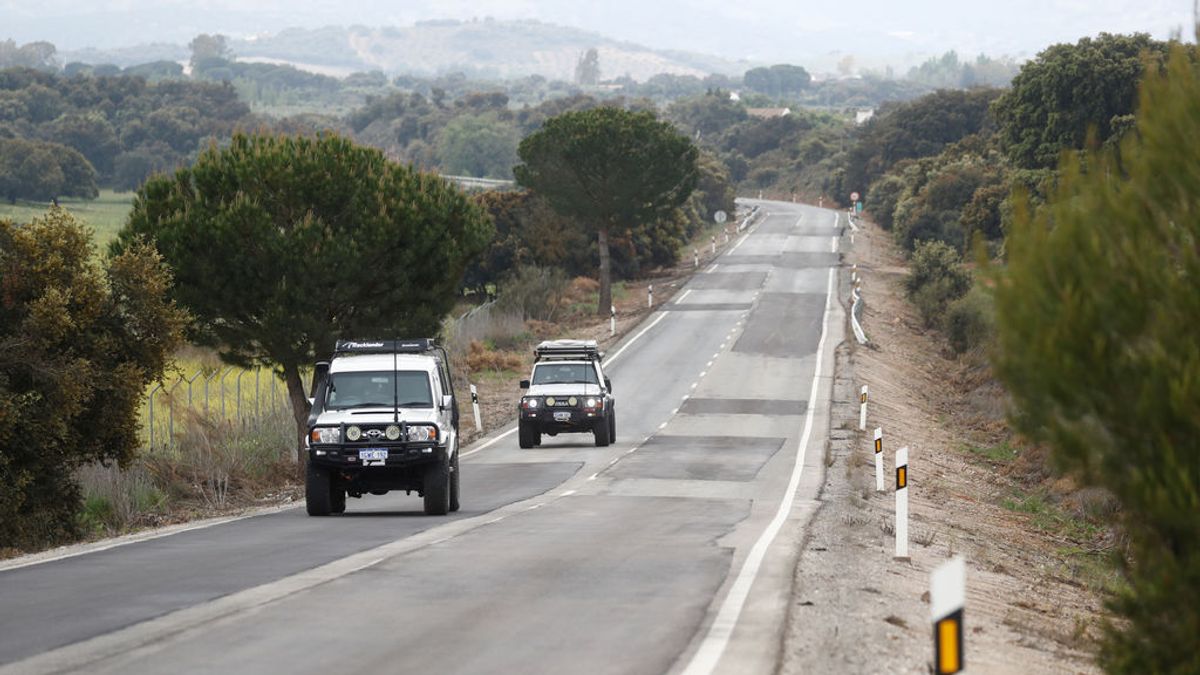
305;339;460;516
518;340;615;448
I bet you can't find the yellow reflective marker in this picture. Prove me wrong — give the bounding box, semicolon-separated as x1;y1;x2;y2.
874;437;882;454
896;466;907;490
931;558;966;674
935;611;963;673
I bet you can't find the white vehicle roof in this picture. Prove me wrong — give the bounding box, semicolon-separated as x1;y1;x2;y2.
329;353;438;374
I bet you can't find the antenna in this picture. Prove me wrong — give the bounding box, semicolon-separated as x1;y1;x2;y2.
393;337;399;424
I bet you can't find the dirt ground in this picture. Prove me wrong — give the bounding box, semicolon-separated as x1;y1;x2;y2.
779;218;1107;674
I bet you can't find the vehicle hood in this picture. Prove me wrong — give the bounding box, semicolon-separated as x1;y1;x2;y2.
525;383;603;397
313;408;440;427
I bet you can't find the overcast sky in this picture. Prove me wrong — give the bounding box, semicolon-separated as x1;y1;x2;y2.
2;0;1196;67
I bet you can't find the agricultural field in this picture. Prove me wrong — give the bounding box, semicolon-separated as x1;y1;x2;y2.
0;190;135;247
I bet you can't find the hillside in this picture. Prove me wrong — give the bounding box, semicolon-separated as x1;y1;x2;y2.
227;20;750;81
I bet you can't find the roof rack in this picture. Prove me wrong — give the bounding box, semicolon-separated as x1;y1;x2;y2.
534;339;602;361
334;339;436;355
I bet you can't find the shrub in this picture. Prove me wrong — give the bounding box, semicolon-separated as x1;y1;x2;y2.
905;240;971;327
496;264;569;322
466;340;524;374
992;46;1200;673
944;286;994;354
0;208;185;550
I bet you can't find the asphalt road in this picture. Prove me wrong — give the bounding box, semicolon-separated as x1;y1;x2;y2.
0;200;845;675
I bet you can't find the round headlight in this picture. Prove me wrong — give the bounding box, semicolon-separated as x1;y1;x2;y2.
345;425;362;441
585;398;598;408
525;398;538;408
385;425;401;440
568;397;578;406
546;397;556;406
407;425;437;442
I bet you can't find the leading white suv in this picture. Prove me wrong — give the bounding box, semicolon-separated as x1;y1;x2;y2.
305;339;460;516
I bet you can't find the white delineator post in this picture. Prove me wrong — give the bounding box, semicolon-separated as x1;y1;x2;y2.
710;235;716;255
469;384;482;433
874;427;885;492
694;249;699;268
895;446;909;560
859;385;868;430
931;557;966;674
647;284;653;308
610;305;616;336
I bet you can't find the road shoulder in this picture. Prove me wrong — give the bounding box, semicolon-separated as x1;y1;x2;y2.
779;218;1104;674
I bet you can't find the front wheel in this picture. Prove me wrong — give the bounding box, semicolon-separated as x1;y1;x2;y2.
518;421;538;449
593;414;611;447
306;463;333;516
449;453;460;513
609;410;616;441
331;486;346;514
423;457;451;516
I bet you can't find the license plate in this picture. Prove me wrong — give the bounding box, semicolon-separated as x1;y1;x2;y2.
359;449;389;461
553;412;572;422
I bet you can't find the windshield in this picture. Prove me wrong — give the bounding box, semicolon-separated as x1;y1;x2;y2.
531;363;598;385
326;371;432;409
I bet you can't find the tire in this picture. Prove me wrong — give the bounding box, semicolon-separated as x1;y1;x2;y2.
423;457;451;516
331;486;346;514
305;463;333;516
608;410;616;441
449;452;461;513
518;421;537;449
593;413;611;447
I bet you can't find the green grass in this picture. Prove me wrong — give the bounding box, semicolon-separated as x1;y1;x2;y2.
0;190;135;247
962;441;1019;463
1002;488;1105;542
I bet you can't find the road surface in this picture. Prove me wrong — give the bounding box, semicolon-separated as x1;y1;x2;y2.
0;200;845;675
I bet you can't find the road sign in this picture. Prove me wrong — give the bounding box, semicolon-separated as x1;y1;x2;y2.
714;210;727;224
850;191;860;202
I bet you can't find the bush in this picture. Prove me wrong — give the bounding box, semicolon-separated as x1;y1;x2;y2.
466;340;524;374
992;46;1200;673
76;462;167;535
496;264;568;322
906;240;971;327
944;286;994;354
0;209;186;550
865;173;906;229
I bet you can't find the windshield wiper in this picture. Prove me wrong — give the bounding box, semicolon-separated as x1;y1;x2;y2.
396;401;431;407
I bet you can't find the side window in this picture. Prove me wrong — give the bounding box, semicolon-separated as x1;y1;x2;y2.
437;359;452;398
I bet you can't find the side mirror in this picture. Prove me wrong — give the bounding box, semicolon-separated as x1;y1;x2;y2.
605;377;612;392
441;394;454;410
519;380;530;389
306;397;315;407
309;361;330;399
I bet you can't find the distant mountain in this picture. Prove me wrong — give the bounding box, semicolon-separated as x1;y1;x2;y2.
56;19;752;81
226;20;751;81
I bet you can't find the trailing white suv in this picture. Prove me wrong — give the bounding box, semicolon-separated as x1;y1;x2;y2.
305;339;460;516
518;340;615;448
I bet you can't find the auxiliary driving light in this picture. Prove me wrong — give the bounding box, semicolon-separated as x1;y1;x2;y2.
385;425;402;440
345;425;362;441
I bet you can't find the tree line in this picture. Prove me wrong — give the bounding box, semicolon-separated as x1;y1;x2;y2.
836;31;1200;671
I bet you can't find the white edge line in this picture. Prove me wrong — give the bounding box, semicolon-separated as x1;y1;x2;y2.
603;312;668;368
0;510;296;573
676;289;693;303
679;246;837;675
460;426;518;458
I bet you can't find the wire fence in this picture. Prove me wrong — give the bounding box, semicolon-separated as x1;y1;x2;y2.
143;367;291;451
